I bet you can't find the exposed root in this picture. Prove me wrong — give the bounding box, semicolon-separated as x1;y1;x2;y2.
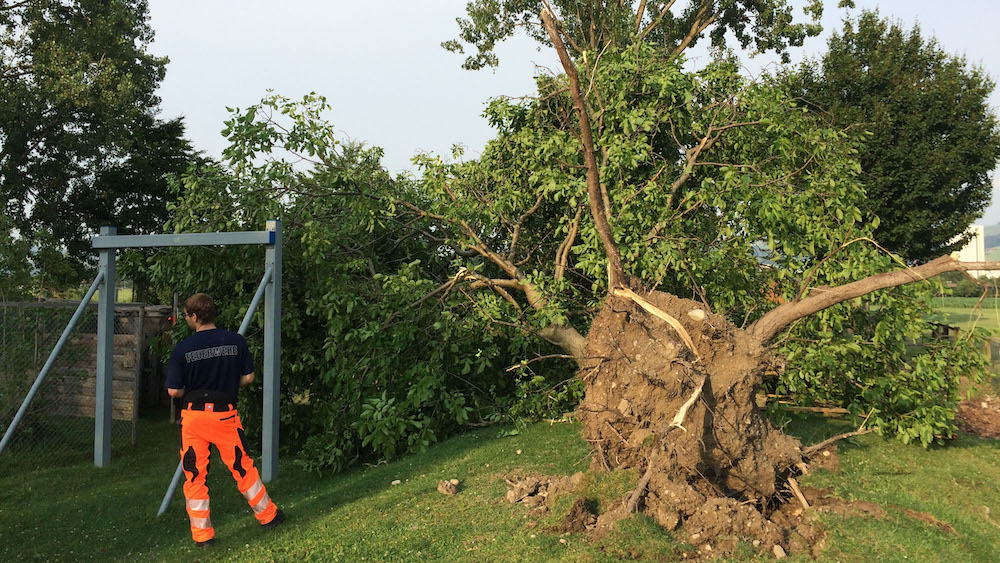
624;460;655;514
669;374;706;432
788;477;809;510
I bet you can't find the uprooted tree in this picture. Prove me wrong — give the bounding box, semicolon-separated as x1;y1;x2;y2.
420;0;998;549
147;0;996;551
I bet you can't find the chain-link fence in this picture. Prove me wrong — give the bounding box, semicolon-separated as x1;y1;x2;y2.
0;300;143;469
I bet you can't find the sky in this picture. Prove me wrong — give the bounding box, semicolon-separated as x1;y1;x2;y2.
145;0;1000;223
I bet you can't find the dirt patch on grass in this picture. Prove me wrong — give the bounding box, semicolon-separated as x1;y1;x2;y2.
503;471;584;509
560;497;598;532
900;508;958;535
802;487;956;536
808;445;841;473
957;395;1000;438
802;487;886;519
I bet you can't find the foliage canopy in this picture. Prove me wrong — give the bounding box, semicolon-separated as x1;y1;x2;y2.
443;0;840;70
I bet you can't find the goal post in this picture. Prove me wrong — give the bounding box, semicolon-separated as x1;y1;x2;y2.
90;220;283;479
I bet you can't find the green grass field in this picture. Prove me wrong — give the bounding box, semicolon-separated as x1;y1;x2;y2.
930;296;1000;331
1;413;998;561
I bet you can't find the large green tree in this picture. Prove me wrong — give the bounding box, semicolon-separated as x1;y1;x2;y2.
786;10;1000;260
1;0;193;291
188;47;994;556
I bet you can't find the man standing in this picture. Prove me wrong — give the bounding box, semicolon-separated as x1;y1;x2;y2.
166;293;284;547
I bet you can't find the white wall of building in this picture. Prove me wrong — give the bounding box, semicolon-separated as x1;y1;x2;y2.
951;224;999;278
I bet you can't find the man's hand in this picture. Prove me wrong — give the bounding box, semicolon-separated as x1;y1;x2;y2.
167;387;185;398
240;372;255;387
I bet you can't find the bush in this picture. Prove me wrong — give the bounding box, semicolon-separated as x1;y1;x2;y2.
128;95;571;472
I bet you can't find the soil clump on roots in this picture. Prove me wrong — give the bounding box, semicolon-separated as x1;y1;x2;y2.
551;291;823;555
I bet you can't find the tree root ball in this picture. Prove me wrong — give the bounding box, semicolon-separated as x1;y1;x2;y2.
577;290;809;552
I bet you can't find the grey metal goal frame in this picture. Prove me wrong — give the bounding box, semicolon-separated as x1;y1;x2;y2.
0;220;283;486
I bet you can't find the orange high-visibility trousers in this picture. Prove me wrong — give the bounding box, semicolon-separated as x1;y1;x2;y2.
180;406;279;542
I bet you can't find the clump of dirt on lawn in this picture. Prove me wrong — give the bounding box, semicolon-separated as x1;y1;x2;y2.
505;470;832;559
504;469;959;559
957;395;1000;438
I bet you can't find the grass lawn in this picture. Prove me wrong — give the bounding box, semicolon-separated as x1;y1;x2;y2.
1;413;998;561
930;296;1000;332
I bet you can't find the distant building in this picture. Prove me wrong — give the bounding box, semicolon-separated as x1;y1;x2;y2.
950;224;999;278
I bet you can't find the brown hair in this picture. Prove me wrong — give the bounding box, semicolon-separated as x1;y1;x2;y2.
184;293;216;324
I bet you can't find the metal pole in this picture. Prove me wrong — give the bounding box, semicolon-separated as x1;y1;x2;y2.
0;272;104;457
95;226;117;467
262;220;282;482
157;462;186;517
157;265;275;516
238;265;273;336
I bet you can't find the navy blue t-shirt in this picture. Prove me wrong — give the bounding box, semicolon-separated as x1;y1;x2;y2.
165;328;254;402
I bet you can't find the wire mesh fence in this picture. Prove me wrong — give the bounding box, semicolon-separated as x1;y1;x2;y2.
0;300;142;469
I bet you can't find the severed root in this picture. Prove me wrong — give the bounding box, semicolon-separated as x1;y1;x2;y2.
788;477;809;510
612;286;700;360
668;375;706;432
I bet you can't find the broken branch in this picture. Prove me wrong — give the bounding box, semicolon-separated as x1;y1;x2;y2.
803;428;877;457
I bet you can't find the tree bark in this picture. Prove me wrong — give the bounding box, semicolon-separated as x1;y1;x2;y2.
750;256;1000;344
539;324;589;364
540;8;626;290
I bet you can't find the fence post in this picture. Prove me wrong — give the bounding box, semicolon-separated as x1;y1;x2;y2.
262;220;281;482
95;226;116;467
132;306;144;445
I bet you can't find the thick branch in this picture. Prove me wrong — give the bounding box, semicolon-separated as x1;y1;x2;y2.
802;428;876;457
633;0;648;34
0;1;31;12
555;204;584;281
671;1;718;57
541;8;625;290
508;192;545;262
750;256;1000;344
395;187;588;362
638;0;678;41
538;324;589;362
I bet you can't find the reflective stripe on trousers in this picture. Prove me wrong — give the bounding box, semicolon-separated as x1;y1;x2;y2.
242;479;264;504
251;493;272;515
189;516;212;530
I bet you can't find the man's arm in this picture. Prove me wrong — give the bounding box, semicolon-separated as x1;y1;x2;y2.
167;387;185;398
240;372;254;387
